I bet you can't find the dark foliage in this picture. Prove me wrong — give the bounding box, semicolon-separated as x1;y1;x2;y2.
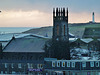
43;39;70;60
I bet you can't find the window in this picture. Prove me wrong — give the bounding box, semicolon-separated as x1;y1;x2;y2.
72;62;75;67
62;61;65;67
1;71;3;74
82;62;86;67
90;62;94;67
40;64;43;69
18;63;21;68
27;63;30;68
5;63;7;68
57;25;59;35
64;25;65;36
30;64;33;68
37;64;39;69
27;63;33;68
57;61;60;67
67;62;70;67
12;71;16;74
37;64;43;69
11;63;14;68
95;61;99;67
52;61;55;67
5;71;7;74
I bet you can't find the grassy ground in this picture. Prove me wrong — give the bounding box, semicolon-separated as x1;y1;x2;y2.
24;23;100;38
69;23;100;38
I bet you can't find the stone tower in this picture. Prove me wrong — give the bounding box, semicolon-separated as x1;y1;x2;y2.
52;8;69;41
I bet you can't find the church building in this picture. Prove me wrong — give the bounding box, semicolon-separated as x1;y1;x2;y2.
53;8;69;41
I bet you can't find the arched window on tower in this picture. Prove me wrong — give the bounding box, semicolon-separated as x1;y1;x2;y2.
57;25;59;35
64;25;65;36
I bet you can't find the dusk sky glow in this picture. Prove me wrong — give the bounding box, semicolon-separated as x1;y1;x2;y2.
0;0;100;27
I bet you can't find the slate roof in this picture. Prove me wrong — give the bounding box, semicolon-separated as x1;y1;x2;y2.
3;37;47;52
81;38;93;43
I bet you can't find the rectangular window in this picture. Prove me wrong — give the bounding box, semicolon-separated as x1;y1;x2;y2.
57;61;60;67
12;71;16;74
67;62;70;67
72;62;75;67
95;61;99;67
5;63;7;68
40;64;43;69
90;62;94;67
11;63;14;68
18;63;21;68
82;62;86;67
30;64;33;68
1;71;3;74
37;64;39;69
62;61;65;67
27;63;30;68
5;71;7;74
64;25;65;36
37;64;43;69
57;25;59;35
52;61;55;67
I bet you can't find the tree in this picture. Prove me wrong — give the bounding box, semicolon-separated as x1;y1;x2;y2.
43;39;70;60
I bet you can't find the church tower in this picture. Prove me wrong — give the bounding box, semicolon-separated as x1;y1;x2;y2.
52;8;69;41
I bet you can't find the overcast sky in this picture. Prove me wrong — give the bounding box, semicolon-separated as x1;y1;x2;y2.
0;0;100;27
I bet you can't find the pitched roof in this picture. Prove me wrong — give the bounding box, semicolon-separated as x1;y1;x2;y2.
3;38;47;52
81;38;93;43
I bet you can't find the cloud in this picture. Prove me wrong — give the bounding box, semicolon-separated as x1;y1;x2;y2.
0;10;100;27
69;12;100;23
0;10;52;27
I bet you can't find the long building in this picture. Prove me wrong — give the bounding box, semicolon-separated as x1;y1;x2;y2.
45;59;100;75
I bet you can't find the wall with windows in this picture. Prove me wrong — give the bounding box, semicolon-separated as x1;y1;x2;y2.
45;60;100;70
0;62;44;74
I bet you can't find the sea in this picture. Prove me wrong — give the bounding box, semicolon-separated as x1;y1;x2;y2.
0;27;37;41
0;27;34;34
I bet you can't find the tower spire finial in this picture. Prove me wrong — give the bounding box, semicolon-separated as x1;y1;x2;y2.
61;8;63;16
63;8;65;17
58;8;60;16
56;8;58;16
67;8;68;16
53;8;55;17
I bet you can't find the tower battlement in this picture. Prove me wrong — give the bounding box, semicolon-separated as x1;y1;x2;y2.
53;8;68;21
